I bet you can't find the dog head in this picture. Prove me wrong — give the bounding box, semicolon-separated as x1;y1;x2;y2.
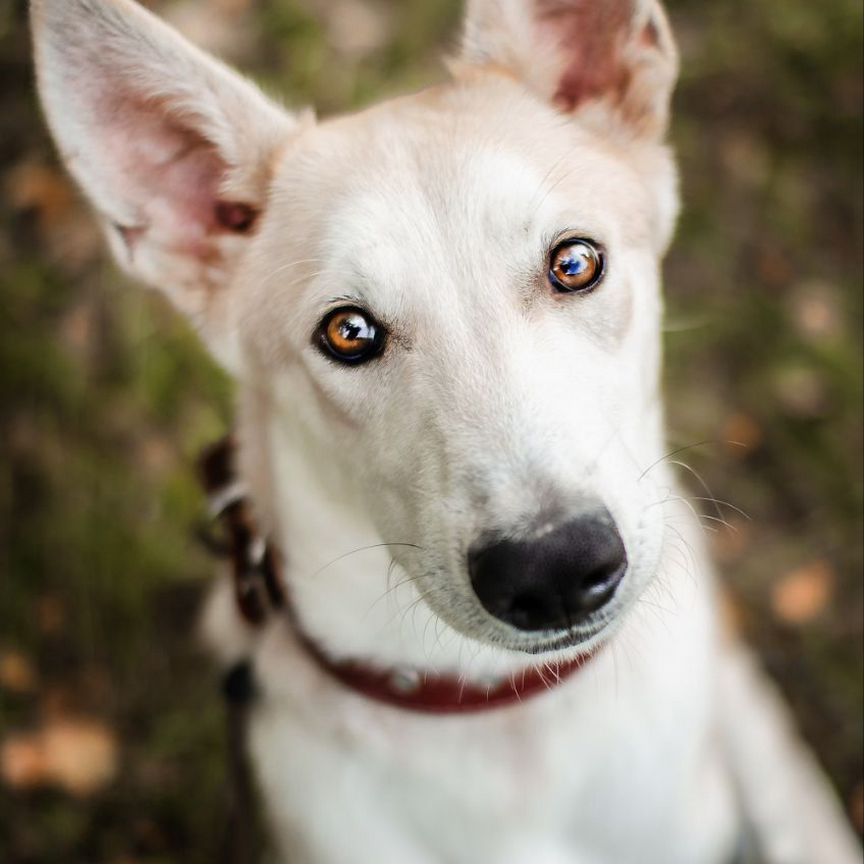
33;0;680;668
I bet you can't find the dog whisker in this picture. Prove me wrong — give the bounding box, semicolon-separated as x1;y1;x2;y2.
311;542;424;580
664;512;720;534
362;563;426;622
662;523;701;586
685;495;751;521
373;565;423;608
637;440;718;481
646;491;750;523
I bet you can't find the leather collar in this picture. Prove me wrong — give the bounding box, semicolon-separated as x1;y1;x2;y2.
199;437;594;714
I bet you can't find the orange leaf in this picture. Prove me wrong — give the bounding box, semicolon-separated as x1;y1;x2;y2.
771;561;834;625
0;651;38;694
1;718;118;797
42;719;119;797
1;735;49;789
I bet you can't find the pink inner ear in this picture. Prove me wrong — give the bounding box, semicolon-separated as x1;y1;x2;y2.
95;93;256;261
640;14;661;49
538;0;633;112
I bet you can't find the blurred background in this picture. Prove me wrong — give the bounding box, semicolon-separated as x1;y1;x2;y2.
0;0;861;860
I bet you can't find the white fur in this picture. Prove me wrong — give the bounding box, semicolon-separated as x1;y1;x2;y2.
31;1;861;862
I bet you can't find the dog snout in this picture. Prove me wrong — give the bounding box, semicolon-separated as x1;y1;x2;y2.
467;512;627;632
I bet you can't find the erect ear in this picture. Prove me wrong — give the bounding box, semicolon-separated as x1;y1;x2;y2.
461;0;678;140
31;0;308;370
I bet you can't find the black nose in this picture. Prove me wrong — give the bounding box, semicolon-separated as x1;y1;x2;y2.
468;513;627;632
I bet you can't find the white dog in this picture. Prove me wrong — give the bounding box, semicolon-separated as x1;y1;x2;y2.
31;1;862;862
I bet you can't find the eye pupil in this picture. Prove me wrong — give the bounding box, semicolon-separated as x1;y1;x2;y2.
549;239;604;293
561;255;587;276
318;307;385;364
341;320;362;340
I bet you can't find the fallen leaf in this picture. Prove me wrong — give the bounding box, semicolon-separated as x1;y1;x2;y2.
1;718;118;797
1;735;48;789
42;719;119;797
771;560;835;625
0;650;38;694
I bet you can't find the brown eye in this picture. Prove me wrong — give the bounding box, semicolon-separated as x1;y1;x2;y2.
549;239;605;293
317;307;386;365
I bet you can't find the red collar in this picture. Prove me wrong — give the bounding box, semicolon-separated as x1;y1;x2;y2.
296;630;593;713
199;437;595;714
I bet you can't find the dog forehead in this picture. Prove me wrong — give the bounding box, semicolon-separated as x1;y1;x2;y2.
275;114;547;258
269;78;645;273
318;149;549;304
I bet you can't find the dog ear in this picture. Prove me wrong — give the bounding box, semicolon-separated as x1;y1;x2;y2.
31;0;307;370
461;0;678;140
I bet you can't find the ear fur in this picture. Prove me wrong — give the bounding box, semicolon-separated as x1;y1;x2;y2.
30;0;308;369
461;0;678;140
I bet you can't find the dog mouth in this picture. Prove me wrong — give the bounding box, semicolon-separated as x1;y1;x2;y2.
482;613;616;656
509;627;608;655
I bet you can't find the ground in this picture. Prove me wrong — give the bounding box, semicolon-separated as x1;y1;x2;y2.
0;0;861;860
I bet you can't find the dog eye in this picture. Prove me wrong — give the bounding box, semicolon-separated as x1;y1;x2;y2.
317;307;386;365
548;239;604;293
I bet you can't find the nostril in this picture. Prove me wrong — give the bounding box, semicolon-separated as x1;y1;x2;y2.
573;560;626;615
581;564;619;591
509;594;545;619
581;554;626;593
504;592;566;631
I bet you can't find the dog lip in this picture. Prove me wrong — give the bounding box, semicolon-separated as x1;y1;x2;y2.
503;625;608;656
